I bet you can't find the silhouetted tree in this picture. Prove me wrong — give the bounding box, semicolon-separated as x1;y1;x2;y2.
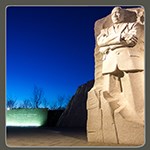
7;97;17;109
42;98;49;109
64;95;71;108
57;96;65;109
50;95;71;110
50;101;58;110
20;99;33;108
31;85;44;108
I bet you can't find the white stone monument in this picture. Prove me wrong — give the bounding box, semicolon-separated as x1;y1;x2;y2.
87;7;144;146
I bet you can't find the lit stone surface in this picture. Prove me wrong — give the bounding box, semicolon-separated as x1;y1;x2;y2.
87;7;144;146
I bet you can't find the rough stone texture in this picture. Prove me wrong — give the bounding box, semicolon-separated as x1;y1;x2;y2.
57;80;94;128
87;7;144;146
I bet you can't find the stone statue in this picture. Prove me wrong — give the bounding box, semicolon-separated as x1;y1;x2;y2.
87;6;144;145
97;6;144;125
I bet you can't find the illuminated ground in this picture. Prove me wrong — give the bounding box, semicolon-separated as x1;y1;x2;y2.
6;127;122;147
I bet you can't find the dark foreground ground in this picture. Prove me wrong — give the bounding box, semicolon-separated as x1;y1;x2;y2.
6;127;126;147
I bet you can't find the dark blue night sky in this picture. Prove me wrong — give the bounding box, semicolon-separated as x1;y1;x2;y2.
6;6;138;107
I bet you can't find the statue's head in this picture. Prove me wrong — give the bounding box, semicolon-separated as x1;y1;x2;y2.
111;7;124;24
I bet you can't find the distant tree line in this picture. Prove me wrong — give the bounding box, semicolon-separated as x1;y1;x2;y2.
7;85;71;110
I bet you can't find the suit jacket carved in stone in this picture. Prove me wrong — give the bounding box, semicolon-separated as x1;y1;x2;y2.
97;22;144;74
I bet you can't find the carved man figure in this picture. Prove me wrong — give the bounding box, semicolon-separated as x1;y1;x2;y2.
97;7;144;125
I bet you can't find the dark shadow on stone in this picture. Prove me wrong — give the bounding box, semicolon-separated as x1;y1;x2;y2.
57;80;94;128
46;109;64;127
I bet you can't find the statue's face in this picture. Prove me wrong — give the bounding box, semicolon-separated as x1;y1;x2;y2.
111;8;124;24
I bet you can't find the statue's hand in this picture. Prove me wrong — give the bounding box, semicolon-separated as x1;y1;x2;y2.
122;34;138;46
